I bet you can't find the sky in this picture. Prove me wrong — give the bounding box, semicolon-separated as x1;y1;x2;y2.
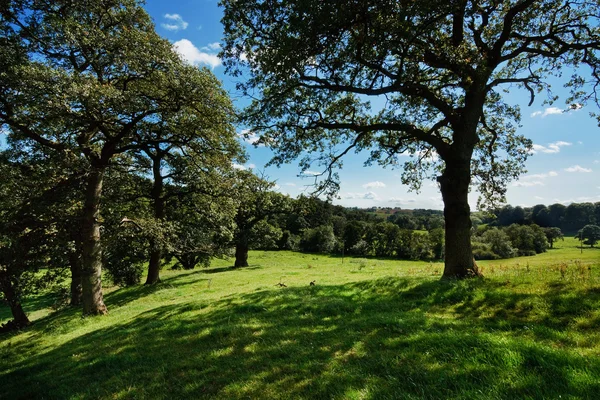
21;0;600;210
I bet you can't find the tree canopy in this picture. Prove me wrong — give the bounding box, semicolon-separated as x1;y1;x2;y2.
1;0;241;314
221;0;600;277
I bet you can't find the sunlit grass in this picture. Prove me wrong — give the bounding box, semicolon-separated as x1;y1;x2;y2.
1;243;599;399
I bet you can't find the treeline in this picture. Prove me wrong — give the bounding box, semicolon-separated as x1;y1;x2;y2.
247;198;445;260
488;203;600;232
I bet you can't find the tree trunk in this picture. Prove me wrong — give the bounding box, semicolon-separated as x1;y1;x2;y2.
438;158;482;279
69;251;83;306
234;236;249;268
0;273;30;329
145;155;165;285
81;167;108;315
145;242;162;285
175;254;199;270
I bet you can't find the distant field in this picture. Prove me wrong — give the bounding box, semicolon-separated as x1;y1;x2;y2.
1;243;599;399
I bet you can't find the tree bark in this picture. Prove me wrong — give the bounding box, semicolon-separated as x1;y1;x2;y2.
234;235;249;268
81;167;108;315
145;242;162;285
438;157;482;279
69;250;83;306
0;273;30;329
145;155;165;285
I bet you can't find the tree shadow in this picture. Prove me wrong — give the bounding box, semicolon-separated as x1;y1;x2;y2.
2;277;599;399
0;291;66;325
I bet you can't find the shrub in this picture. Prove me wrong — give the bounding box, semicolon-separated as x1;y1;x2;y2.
481;227;516;259
472;242;500;260
104;227;148;286
300;225;337;253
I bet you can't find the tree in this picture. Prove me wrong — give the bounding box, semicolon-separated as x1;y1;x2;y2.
0;147;79;328
564;203;596;232
480;228;516;259
548;203;567;230
1;0;221;313
578;225;600;247
232;171;289;267
300;225;337;253
133;76;242;284
544;227;564;249
221;0;600;278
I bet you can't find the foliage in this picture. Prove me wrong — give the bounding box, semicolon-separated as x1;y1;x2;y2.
474;227;516;259
300;225;337;254
103;226;149;287
578;225;600;247
544;227;564;249
249;220;283;250
1;0;241;312
220;0;600;277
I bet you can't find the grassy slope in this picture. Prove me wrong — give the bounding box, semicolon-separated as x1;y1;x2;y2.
1;238;599;399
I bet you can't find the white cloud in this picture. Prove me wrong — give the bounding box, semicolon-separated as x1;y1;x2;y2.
397;149;439;162
301;170;321;176
531;104;583;118
530;107;563;118
521;171;558;180
345;192;380;200
593;160;599;164
232;162;255;170
161;14;188;31
284;182;296;187
173;39;221;69
531;141;572;154
534;196;544;200
513;181;544;187
564;165;592;173
363;181;386;189
202;42;221;51
389;197;417;204
239;129;263;146
552;195;600;205
570;103;583;110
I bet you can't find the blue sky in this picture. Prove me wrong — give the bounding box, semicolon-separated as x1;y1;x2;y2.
118;2;600;209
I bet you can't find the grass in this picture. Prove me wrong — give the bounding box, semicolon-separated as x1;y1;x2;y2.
1;238;599;399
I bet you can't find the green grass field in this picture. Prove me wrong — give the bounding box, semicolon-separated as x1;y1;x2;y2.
1;237;599;399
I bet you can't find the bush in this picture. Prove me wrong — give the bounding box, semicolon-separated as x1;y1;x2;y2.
349;239;370;256
300;225;337;253
104;227;148;286
480;227;517;259
277;230;300;251
472;242;500;260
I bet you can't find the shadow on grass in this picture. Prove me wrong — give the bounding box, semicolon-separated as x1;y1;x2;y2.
0;291;66;324
2;278;600;399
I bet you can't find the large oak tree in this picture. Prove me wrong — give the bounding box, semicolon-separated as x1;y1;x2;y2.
220;0;600;278
0;0;236;313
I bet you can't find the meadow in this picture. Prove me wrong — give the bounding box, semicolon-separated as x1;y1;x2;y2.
1;237;599;399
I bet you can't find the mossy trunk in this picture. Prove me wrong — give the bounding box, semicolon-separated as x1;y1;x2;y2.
81;167;108;315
